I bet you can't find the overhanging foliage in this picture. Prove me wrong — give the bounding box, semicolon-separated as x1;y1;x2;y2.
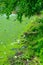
0;0;43;21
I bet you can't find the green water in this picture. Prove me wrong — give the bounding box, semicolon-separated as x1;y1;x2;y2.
0;15;29;65
0;15;29;44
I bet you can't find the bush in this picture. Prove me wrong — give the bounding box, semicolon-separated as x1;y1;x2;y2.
6;18;43;65
0;0;43;21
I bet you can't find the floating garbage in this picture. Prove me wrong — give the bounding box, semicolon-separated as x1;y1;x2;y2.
14;56;17;59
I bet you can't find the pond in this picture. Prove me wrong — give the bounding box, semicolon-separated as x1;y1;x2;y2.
0;14;29;64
